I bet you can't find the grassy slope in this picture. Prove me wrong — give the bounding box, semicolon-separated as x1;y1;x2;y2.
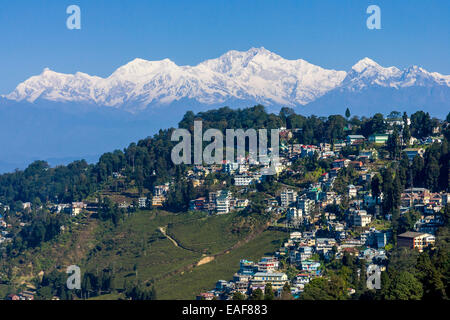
166;213;246;254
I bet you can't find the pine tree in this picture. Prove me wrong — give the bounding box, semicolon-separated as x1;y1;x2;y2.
371;175;382;203
387;127;401;160
345;108;351;119
425;155;440;191
264;283;275;300
385;271;423;300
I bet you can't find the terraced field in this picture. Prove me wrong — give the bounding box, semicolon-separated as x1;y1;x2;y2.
81;209;287;299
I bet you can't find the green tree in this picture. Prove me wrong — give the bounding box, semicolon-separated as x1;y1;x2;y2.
300;276;348;300
424;155;440;192
385;271;423;300
264;283;275;300
386;127;401;160
415;253;446;299
345;108;351;119
232;291;246;300
371;174;382;204
250;288;264;300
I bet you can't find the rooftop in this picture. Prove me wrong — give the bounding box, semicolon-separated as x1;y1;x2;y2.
398;231;427;238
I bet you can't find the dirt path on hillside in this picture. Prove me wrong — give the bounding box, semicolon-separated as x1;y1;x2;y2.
158;227;179;247
197;256;215;266
154;221;272;282
159;225;217;268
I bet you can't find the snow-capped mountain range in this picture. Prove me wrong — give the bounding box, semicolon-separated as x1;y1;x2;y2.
5;47;449;113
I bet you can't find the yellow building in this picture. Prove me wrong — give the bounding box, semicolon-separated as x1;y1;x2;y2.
152;195;166;207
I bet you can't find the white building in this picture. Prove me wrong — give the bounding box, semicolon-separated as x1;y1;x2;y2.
353;210;372;227
215;190;232;214
138;197;147;208
234;174;254;186
281;189;297;207
287;208;302;221
348;184;357;199
297;198;314;216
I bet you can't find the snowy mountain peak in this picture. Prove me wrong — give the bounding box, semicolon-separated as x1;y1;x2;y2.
198;47;284;74
111;57;178;79
221;47;278;59
351;57;381;72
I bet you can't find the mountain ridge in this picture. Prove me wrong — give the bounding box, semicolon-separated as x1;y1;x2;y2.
5;47;448;114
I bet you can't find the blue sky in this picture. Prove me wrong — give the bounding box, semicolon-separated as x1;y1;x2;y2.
0;0;449;93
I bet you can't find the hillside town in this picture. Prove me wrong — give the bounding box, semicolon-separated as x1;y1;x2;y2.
193;112;448;300
0;108;449;300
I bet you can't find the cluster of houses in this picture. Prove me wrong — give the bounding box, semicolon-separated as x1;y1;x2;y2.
200;227;390;300
193;120;446;299
202;213;436;299
6;286;37;300
189;190;249;214
197;256;291;300
50;202;88;216
0;210;11;245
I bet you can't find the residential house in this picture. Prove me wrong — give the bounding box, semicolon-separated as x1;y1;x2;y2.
189;197;207;211
257;257;279;273
297;198;314;216
346;135;366;146
353;210;372;227
348;184;357;199
250;272;288;290
397;231;435;252
138;197;147;208
152;196;166;207
359;149;378;161
71;202;86;216
403;148;425;161
369;134;389;144
300;260;321;274
234;174;254;186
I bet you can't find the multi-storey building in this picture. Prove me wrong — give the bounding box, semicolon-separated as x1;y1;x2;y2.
352;210;372;227
215;190;232;214
297;198;314;216
397;231;435;252
281;188;297;207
